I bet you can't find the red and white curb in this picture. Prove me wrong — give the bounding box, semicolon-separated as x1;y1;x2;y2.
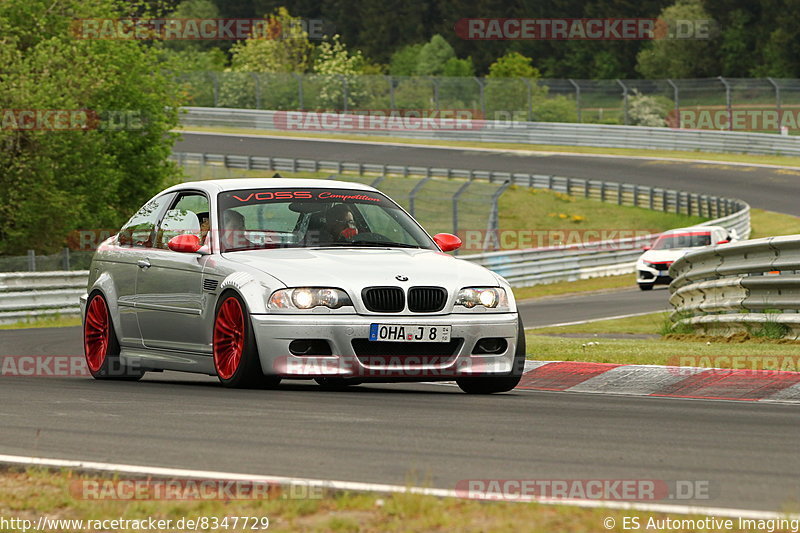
520;361;800;403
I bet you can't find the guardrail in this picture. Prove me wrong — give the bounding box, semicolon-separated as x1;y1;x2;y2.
669;236;800;336
174;150;751;287
0;151;752;323
182;107;800;156
0;271;87;325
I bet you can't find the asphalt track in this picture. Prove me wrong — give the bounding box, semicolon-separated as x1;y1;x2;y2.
0;341;798;512
3;135;799;515
177;132;800;215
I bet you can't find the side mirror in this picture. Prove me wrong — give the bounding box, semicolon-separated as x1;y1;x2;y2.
433;233;462;252
168;234;202;253
642;246;651;251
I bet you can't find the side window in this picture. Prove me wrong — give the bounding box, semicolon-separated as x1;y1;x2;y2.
155;192;210;249
118;194;172;248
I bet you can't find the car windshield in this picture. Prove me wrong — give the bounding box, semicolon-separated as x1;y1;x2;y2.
651;232;712;250
217;187;437;252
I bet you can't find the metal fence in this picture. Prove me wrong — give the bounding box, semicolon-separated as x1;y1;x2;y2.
172;151;751;287
670;236;800;336
178;74;800;129
181;107;800;157
172;151;751;243
0;153;750;321
0;248;95;273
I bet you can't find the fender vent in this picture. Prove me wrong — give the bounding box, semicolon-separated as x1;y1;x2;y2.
203;279;219;292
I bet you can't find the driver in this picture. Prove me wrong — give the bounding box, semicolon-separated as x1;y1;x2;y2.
324;204;359;242
221;209;253;249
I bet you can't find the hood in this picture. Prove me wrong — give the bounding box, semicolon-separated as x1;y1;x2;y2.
639;249;692;263
222;247;499;290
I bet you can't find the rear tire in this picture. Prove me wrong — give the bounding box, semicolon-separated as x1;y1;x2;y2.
457;315;525;394
83;291;143;381
213;291;280;389
638;283;654;291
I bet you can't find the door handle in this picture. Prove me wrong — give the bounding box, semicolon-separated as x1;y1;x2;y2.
137;259;151;269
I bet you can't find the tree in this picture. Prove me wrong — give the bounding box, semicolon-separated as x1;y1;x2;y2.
636;0;717;78
389;43;423;76
0;0;183;255
219;7;312;109
487;52;540;79
485;52;544;120
228;7;312;73
312;35;367;109
415;34;455;76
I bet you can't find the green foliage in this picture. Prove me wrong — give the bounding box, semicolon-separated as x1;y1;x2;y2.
415;35;455;76
487;52;540;79
628;90;670;127
442;57;474;77
312;35;367;109
228;7;312;73
636;0;717;78
165;0;220;52
389;44;423;76
0;0;183;254
533;96;578;123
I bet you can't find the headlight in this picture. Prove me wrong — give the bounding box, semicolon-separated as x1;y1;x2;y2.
455;287;507;309
643;261;656;268
268;288;352;310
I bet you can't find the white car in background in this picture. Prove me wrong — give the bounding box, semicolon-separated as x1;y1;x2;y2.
636;225;735;291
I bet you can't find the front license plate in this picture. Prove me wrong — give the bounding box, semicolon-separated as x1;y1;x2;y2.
369;324;451;343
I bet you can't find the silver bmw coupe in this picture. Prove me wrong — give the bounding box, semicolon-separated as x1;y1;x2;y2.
80;178;525;393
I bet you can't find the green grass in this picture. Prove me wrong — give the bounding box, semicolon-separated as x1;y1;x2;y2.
526;334;800;367
4;467;799;533
749;208;800;239
179;125;800;168
0;314;81;330
529;312;666;335
512;274;635;301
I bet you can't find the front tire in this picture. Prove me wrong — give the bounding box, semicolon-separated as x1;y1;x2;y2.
457;315;526;394
213;291;280;389
638;283;654;291
83;292;143;381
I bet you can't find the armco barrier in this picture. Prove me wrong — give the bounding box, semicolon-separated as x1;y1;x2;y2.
669;236;800;335
174;151;750;287
181;107;800;157
0;153;751;322
0;271;88;324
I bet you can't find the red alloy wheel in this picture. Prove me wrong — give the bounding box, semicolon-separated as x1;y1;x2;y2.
84;295;109;373
214;297;245;380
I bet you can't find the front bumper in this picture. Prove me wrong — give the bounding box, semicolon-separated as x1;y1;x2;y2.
636;265;672;285
251;312;519;381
